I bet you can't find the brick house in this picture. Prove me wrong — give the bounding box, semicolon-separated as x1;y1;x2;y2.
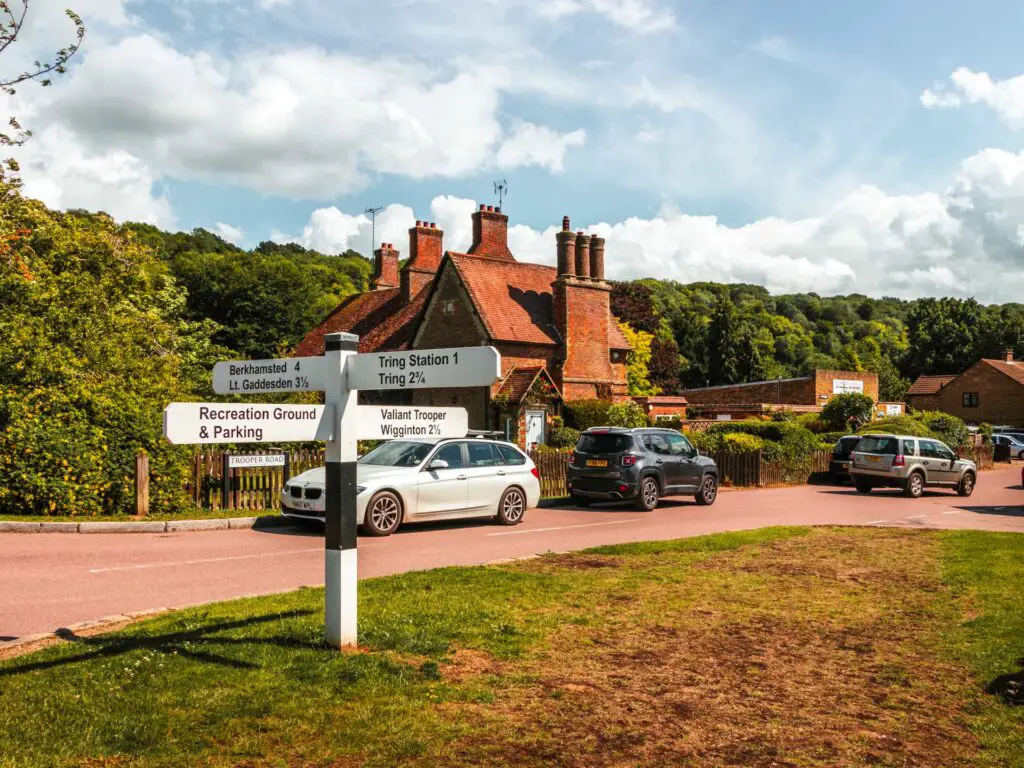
680;370;880;420
906;350;1024;427
294;205;631;446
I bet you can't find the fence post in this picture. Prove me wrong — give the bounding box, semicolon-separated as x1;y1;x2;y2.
283;451;291;484
134;452;150;517
221;453;231;510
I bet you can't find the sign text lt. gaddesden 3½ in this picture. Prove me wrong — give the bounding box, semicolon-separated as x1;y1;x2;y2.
197;405;319;441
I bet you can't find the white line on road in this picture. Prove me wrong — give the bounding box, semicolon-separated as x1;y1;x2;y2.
89;548;322;574
907;514;928;520
942;511;961;515
865;520;890;525
487;519;639;537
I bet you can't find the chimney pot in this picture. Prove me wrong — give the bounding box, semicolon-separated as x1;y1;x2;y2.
575;232;591;279
430;222;436;229
479;204;486;211
1006;348;1015;363
495;206;501;213
562;216;570;231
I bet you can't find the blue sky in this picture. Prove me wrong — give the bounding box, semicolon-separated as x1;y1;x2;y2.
8;0;1024;300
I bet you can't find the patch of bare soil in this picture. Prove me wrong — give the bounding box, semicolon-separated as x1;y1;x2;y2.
425;529;980;767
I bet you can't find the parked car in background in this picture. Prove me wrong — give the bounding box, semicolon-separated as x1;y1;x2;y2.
850;434;976;498
567;427;718;510
280;437;540;536
992;434;1024;459
829;435;862;480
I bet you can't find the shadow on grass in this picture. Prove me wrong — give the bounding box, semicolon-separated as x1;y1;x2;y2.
0;609;317;679
986;658;1024;705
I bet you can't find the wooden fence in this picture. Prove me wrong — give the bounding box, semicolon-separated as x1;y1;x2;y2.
958;444;995;470
187;449;325;511
529;450;570;499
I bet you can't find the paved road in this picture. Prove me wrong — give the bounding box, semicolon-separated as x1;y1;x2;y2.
3;467;1022;639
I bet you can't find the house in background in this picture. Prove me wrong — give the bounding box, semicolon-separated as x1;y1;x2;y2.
906;350;1024;427
294;205;631;447
680;370;880;421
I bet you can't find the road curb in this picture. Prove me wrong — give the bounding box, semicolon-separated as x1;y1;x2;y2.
0;608;176;661
0;516;291;534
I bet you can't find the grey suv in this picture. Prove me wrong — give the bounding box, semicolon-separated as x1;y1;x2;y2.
567;427;719;510
850;433;977;498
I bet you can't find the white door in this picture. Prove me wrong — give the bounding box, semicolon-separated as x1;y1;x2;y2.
415;442;469;516
525;410;545;448
464;442;509;513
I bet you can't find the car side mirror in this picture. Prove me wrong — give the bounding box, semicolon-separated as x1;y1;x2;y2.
427;459;449;470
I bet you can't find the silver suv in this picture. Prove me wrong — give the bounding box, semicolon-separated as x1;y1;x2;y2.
850;434;976;498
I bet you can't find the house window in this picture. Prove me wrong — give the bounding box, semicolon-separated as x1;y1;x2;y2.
654;414;679;422
963;392;979;408
442;300;455;317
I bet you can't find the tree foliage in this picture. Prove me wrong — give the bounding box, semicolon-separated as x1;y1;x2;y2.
618;320;659;397
821;393;875;431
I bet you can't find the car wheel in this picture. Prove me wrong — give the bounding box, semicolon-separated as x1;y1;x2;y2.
854;478;872;494
496;487;526;525
634;477;660;511
362;491;402;536
570;493;592;507
694;474;717;506
957;472;976;498
903;472;925;499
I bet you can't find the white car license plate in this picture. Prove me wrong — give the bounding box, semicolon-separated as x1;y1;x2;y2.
291;500;317;511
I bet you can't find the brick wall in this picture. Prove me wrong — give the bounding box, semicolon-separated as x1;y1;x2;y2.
555;277;616;396
467;206;513;260
412;387;490;431
413;264;489;349
934;362;1024;426
683;370;878;407
906;394;943;412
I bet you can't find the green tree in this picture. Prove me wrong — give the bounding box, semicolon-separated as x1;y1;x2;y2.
618;320;659;396
904;297;983;378
706;289;741;385
648;335;682;393
821;393;875;431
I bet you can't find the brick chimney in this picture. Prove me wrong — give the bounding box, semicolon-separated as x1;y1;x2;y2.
1006;348;1015;363
552;215;613;399
372;243;399;290
401;221;443;303
468;204;513;260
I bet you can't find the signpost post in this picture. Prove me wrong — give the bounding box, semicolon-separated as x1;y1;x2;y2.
162;339;502;650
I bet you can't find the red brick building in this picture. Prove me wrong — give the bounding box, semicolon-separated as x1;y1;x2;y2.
294;205;630;446
906;350;1024;427
681;370;880;420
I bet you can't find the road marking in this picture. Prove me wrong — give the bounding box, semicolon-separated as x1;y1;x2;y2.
907;514;928;520
487;519;639;537
942;511;961;515
992;507;1006;511
89;548;322;574
865;520;890;525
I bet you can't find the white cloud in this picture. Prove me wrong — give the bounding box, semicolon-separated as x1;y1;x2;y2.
921;67;1024;129
15;124;174;227
533;0;674;31
752;36;795;63
284;148;1024;302
30;34;585;198
495;123;586;172
214;222;244;244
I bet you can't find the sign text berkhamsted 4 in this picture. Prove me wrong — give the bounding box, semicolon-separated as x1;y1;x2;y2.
213;357;327;395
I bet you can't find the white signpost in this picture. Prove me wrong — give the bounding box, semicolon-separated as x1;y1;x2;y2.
162;403;332;444
356;405;468;440
162;340;502;650
213;356;328;394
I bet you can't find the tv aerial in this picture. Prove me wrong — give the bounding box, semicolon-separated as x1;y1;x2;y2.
493;179;508;209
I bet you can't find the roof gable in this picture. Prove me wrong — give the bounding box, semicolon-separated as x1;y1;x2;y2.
293;286;429;356
982;358;1024;387
906;374;957;396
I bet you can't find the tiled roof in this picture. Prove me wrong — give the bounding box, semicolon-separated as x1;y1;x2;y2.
983;359;1024;387
448;253;631;349
906;375;957;396
494;366;540;404
293;286;428;356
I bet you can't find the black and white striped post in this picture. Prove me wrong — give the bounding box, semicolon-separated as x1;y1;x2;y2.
323;331;360;648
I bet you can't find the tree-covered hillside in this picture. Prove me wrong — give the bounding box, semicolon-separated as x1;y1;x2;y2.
611;280;1024;400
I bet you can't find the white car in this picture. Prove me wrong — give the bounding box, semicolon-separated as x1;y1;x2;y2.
279;437;541;536
993;434;1024;459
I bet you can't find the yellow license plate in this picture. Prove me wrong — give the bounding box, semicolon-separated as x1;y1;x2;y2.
866;455;881;463
586;459;608;467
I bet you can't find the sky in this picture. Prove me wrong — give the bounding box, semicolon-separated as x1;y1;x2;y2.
5;0;1024;301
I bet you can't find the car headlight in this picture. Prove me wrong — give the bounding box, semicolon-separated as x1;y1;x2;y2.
356;486;366;494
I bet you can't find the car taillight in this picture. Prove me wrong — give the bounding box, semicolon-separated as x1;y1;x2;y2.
621;455;637;467
892;454;905;467
531;467;539;479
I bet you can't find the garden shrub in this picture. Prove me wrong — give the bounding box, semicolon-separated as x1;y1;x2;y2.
918;411;970;448
796;413;827;433
565;400;612;431
821;393;875;431
606;400;650;428
857;416;937;440
706;420;820;482
720;433;766;453
549;426;581;449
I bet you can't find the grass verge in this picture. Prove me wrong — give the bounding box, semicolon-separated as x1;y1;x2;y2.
1;526;1021;767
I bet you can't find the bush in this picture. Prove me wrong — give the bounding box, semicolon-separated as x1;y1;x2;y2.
821;393;875;431
720;433;766;453
979;423;994;443
606;400;650;428
770;409;797;422
688;430;722;455
549;426;581;449
857;416;936;439
565;400;612;431
706;420;821;482
918;411;970;449
796;413;828;433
